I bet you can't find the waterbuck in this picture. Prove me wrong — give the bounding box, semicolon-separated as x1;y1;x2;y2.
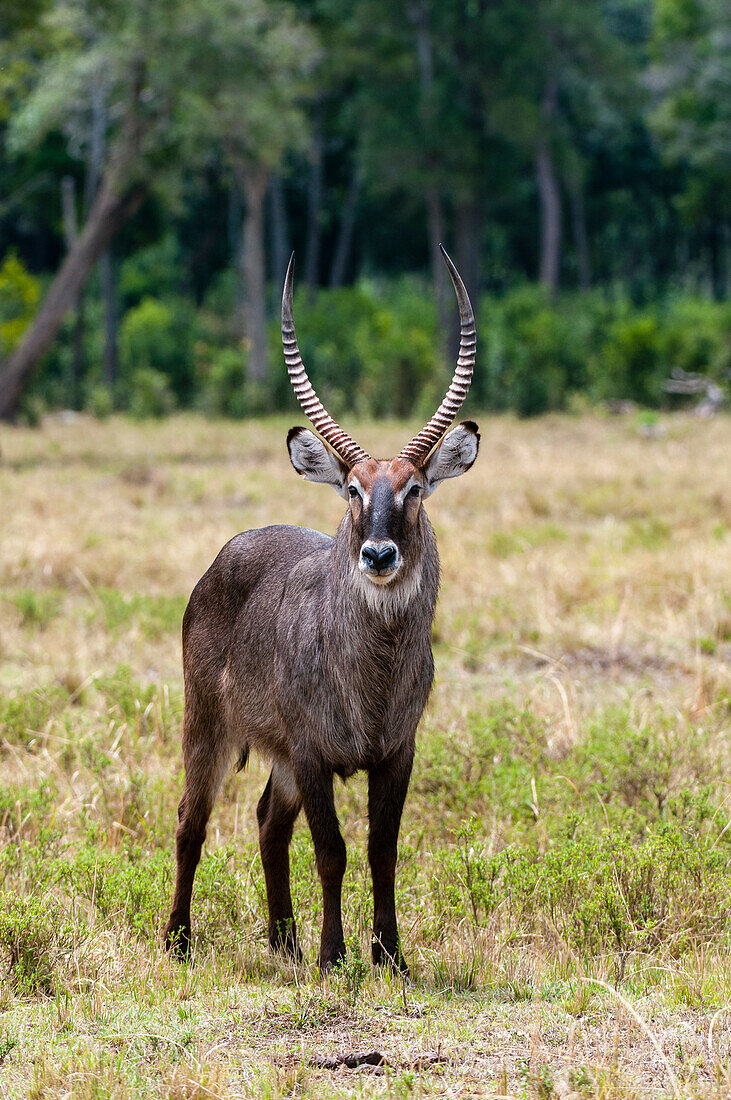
164;246;479;972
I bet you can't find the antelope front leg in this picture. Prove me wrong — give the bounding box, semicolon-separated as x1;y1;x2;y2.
294;761;346;972
257;762;302;959
368;746;413;974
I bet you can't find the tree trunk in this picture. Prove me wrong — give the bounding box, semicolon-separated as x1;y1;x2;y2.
536;79;561;297
708;217;726;302
99;250;119;386
61;175;85;407
455;199;480;303
0;177;145;421
304;106;324;293
329;164;360;287
426;187;451;359
236;163;269;386
269;174;290;287
228;182;244;312
568;174;591;290
412;2;451;359
88;81;119;389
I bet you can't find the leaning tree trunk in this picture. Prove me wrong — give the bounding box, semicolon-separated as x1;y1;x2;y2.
536;78;561;298
236;163;269;386
0;175;145;421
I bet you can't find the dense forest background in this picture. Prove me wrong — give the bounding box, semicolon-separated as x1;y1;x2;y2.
0;0;728;422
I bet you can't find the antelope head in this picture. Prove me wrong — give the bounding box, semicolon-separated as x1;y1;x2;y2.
283;246;479;588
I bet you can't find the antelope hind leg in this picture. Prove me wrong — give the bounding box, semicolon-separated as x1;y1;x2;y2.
164;707;230;959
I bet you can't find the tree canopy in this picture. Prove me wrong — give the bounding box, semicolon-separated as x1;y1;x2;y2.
0;0;728;419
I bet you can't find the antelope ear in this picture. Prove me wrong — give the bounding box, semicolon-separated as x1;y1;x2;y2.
287;427;349;496
422;420;480;496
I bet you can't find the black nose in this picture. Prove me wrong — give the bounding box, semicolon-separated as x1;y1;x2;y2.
361;544;398;572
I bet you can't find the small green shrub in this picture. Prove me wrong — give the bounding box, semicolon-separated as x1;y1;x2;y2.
0;685;68;748
118;235;184;305
92;589;186;638
120;295;196;405
7;589;63;627
660;296;731;382
435;821;731;956
128;367;176;419
86;383;114;419
0;252;39;355
55;846;171;940
93;664;160;725
589;311;664;405
0;892;69;995
198;347;269;417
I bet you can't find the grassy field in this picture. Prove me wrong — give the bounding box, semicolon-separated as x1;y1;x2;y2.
0;410;729;1099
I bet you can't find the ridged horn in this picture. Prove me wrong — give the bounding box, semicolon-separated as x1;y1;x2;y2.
398;245;476;466
282;253;371;468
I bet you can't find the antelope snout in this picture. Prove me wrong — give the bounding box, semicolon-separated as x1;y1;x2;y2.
359;540;400;581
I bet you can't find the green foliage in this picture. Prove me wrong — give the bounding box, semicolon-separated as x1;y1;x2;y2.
0;252;39;355
267;279;435;420
590;311;664;405
0;891;69;995
118;235;186;306
1;0;728;430
659;296;731;381
92;664;182;729
92;590;186;639
350;279;440;419
128;368;177;419
0;684;68;748
87;383;114;419
649;0;730;217
120;298;177;372
478;288;730;414
55;845;172;940
199;347;259;418
6;587;63;627
437;820;731;956
480;286;595;415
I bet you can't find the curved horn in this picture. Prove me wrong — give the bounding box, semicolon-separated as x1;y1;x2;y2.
398;245;476;466
282;253;370;468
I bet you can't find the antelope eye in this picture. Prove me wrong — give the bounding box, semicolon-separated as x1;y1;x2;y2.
408;485;421;497
348;485;359;499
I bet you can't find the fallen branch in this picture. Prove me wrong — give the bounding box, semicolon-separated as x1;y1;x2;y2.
309;1049;449;1071
664;369;726;418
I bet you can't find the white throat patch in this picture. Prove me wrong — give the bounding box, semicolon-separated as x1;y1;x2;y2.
350;560;423;619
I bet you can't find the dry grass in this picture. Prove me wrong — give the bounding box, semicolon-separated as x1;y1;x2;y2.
0;410;729;1098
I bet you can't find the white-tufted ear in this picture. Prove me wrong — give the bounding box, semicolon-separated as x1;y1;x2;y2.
422;420;480;496
287;427;349;496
